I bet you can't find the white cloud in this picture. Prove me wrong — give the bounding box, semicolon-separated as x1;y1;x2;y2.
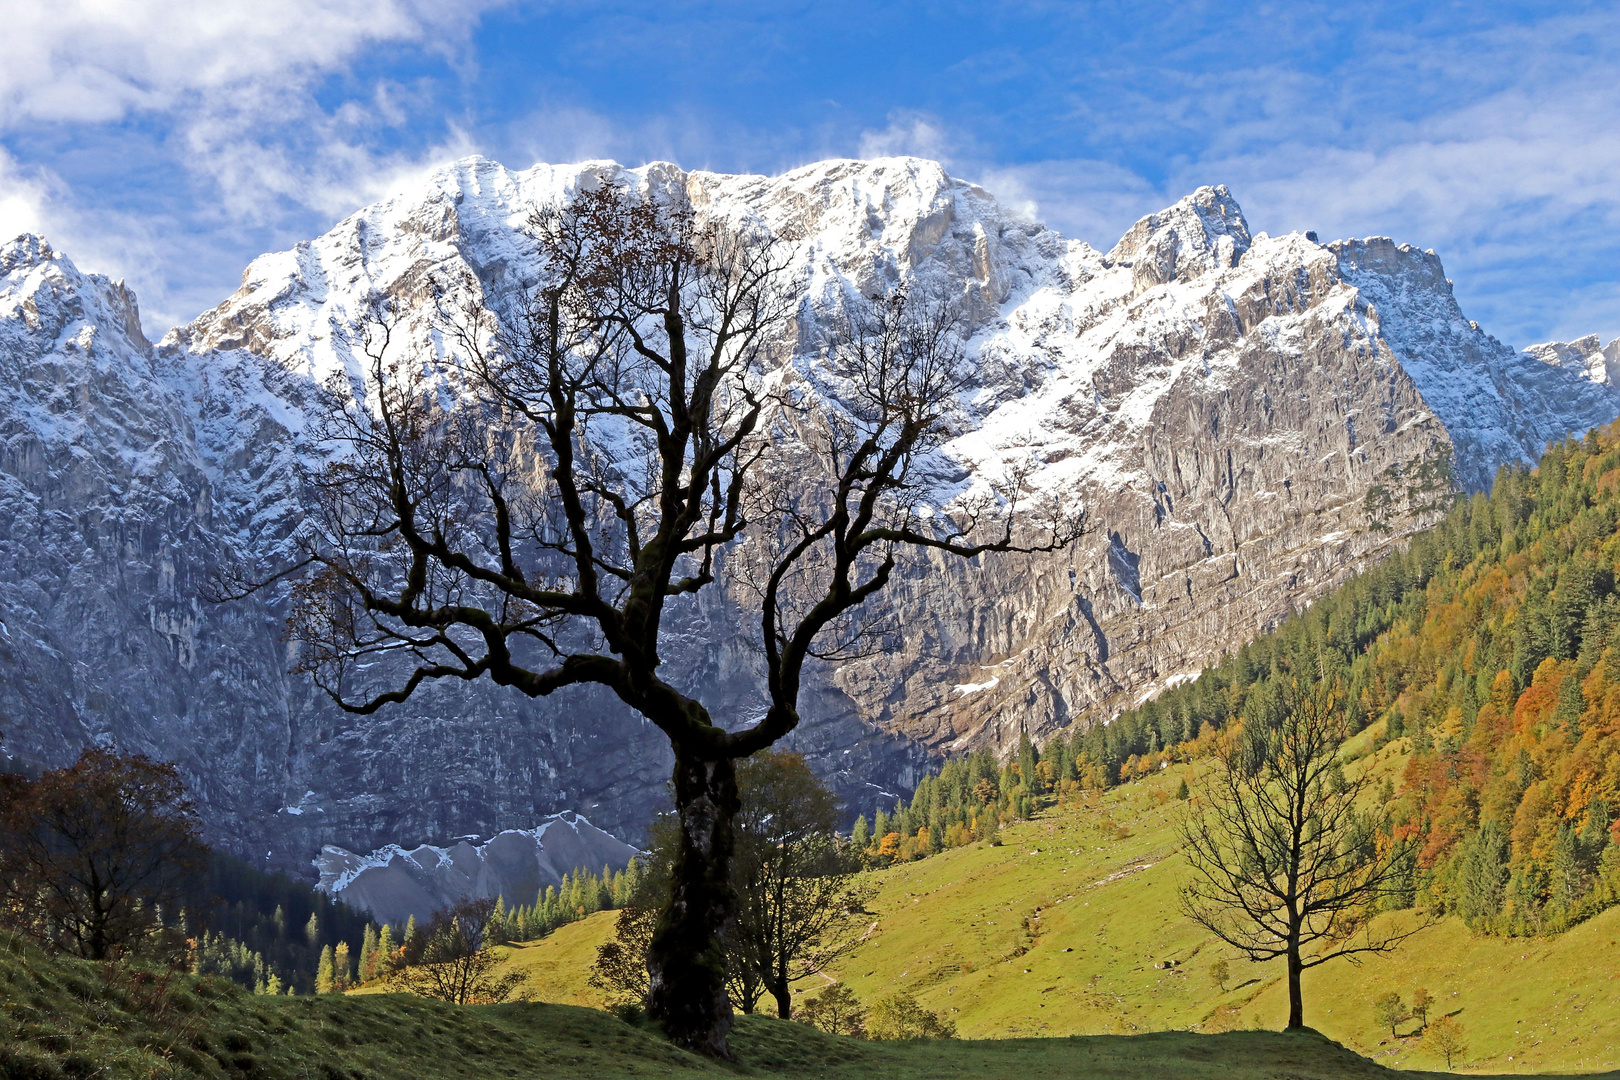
0;144;175;325
0;0;512;328
970;159;1165;249
0;1;508;227
179;84;481;225
1174;76;1620;345
857;112;954;163
0;0;503;127
0;149;52;243
934;18;1620;346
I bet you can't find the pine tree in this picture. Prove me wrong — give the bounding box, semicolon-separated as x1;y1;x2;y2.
334;942;351;992
374;924;394;979
1551;825;1584;919
1553;673;1585;736
491;897;509;945
305;913;320;950
315;945;335;994
1456;820;1509;929
358;924;378;981
851;815;871;853
617;859;641;907
1018;728;1038;792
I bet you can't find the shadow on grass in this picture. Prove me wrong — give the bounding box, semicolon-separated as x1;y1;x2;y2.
729;1019;1620;1079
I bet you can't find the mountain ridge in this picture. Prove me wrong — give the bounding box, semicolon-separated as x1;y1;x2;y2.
1;154;1616;868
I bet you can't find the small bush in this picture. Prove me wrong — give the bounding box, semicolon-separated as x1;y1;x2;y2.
796;983;866;1038
865;992;955;1040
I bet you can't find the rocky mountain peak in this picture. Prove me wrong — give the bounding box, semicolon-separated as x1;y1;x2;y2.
1;234;150;357
1523;334;1620;388
1;233;57;278
1106;184;1251;292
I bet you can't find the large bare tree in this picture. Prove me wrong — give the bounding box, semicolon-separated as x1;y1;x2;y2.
1180;679;1419;1030
269;180;1076;1055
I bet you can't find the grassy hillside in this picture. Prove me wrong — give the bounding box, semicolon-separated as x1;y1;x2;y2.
844;426;1620;951
0;924;1472;1080
504;758;1620;1075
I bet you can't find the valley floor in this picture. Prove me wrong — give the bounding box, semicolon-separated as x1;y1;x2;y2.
501;739;1620;1075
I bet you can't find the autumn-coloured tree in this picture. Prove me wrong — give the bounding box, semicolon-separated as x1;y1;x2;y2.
0;748;205;961
1411;986;1433;1028
1424;1014;1467;1068
264;180;1077;1055
390;897;523;1005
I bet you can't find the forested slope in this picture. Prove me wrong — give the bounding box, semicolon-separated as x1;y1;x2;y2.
868;423;1620;935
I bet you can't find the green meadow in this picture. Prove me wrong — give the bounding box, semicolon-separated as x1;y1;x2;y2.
0;926;1521;1079
16;723;1617;1076
499;740;1620;1075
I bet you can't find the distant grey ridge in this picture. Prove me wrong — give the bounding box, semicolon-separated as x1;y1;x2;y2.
314;812;639;929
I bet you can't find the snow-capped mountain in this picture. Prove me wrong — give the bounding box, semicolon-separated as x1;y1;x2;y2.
1;156;1616;866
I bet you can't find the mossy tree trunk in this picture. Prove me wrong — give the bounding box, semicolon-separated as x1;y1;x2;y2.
647;752;741;1057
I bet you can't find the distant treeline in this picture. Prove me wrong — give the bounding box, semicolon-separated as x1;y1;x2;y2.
867;426;1620;934
256;861;640;992
487;862;639;945
179;852;373;994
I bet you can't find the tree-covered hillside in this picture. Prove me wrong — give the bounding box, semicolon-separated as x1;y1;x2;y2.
870;424;1620;935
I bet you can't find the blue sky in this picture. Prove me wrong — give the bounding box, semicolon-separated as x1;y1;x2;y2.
3;1;1617;347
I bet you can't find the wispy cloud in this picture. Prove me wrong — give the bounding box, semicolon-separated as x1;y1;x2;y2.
0;0;499;126
0;1;509;328
857;112;953;163
0;148;53;242
881;8;1620;346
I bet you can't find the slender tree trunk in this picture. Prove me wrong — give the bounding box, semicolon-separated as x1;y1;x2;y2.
647;749;740;1057
771;977;792;1019
1286;937;1304;1030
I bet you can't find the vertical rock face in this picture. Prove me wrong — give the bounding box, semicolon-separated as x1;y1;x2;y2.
0;236;297;850
1;157;1616;868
